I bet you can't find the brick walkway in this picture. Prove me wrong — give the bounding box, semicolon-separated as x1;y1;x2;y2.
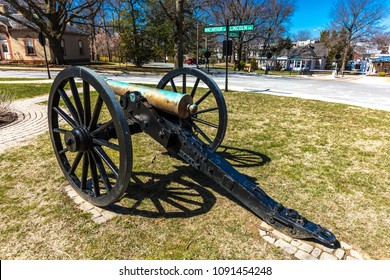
0;94;48;153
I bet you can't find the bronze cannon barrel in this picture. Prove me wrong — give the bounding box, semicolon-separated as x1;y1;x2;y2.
103;78;197;118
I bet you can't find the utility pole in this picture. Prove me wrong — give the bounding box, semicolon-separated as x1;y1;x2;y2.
196;21;199;68
225;19;229;92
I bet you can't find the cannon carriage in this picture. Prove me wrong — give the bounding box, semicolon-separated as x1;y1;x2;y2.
48;66;336;245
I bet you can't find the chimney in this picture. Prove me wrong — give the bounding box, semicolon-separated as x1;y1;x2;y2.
0;4;9;15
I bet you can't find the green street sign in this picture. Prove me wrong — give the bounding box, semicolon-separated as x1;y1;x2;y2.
229;32;240;38
229;24;254;32
204;24;254;33
204;26;226;33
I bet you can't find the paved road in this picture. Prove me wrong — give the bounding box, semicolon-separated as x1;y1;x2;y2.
1;69;390;111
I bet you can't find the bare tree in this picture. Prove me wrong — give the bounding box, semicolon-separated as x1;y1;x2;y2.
371;31;390;53
0;0;102;64
292;29;313;41
156;0;203;68
329;0;389;73
204;0;295;64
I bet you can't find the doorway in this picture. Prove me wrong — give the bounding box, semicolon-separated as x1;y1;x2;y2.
0;33;10;60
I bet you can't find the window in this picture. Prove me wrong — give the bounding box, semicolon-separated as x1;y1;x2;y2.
2;43;8;53
25;38;35;55
78;40;84;55
61;39;66;56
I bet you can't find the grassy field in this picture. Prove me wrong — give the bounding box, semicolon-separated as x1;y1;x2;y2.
0;88;389;259
0;82;84;100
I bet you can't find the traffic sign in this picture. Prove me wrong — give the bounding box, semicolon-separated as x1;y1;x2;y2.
223;40;233;56
204;24;254;33
38;32;46;46
229;32;240;38
204;26;226;33
229;24;254;32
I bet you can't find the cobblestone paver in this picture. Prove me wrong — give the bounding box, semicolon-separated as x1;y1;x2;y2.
259;221;366;260
64;185;118;224
65;178;370;261
0;94;48;153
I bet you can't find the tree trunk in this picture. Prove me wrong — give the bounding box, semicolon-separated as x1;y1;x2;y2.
90;18;96;61
174;0;184;69
48;37;65;65
340;44;349;76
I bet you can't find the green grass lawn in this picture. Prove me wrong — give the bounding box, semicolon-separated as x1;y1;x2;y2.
0;82;83;100
0;83;52;100
0;88;389;259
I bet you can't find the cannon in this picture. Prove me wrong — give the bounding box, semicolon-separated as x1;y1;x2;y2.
48;66;336;245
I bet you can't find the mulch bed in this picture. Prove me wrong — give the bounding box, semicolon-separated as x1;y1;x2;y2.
0;111;18;128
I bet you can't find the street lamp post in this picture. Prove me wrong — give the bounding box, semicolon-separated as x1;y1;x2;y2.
264;28;271;75
286;46;291;76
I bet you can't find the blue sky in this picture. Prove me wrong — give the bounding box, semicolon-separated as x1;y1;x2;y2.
289;0;390;38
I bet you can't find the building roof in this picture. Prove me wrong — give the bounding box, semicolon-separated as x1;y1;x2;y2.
373;56;390;62
278;43;327;59
0;13;87;36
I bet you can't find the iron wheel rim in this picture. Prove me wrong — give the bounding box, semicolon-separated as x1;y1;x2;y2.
48;66;132;207
157;68;227;150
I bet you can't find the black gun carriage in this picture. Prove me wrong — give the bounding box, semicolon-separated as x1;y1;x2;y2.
48;66;336;245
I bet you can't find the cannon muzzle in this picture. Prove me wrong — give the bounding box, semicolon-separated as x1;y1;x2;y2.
104;78;196;118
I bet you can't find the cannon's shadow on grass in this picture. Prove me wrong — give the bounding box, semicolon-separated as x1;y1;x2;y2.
218;145;271;168
107;146;271;219
108;166;217;218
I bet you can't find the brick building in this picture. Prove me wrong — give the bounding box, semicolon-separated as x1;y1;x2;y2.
0;4;89;63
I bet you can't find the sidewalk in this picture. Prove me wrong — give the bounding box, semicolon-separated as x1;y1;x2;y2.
0;94;48;153
0;80;54;84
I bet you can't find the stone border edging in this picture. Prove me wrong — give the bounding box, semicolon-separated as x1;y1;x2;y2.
259;222;365;260
64;184;367;260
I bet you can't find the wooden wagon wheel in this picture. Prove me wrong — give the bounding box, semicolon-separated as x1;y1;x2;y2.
157;68;228;151
48;66;132;207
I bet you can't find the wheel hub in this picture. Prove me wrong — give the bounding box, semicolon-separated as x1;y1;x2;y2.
64;126;91;152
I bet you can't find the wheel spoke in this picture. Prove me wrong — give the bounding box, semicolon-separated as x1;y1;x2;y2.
53;128;70;134
195;90;212;105
81;153;89;190
58;88;80;125
69;152;83;175
170;78;177;92
190;77;201;98
83;81;91;126
192;117;218;129
93;146;119;178
93;138;120;151
89;95;103;130
193;123;212;144
54;106;77;128
88;152;100;197
182;74;186;94
91;120;113;137
91;151;112;192
69;78;84;124
192;106;219;115
59;147;68;155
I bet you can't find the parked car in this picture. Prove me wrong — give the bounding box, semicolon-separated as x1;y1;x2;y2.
185;58;196;65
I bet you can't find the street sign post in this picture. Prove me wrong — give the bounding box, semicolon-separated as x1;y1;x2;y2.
204;23;253;92
204;24;254;33
38;32;51;79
